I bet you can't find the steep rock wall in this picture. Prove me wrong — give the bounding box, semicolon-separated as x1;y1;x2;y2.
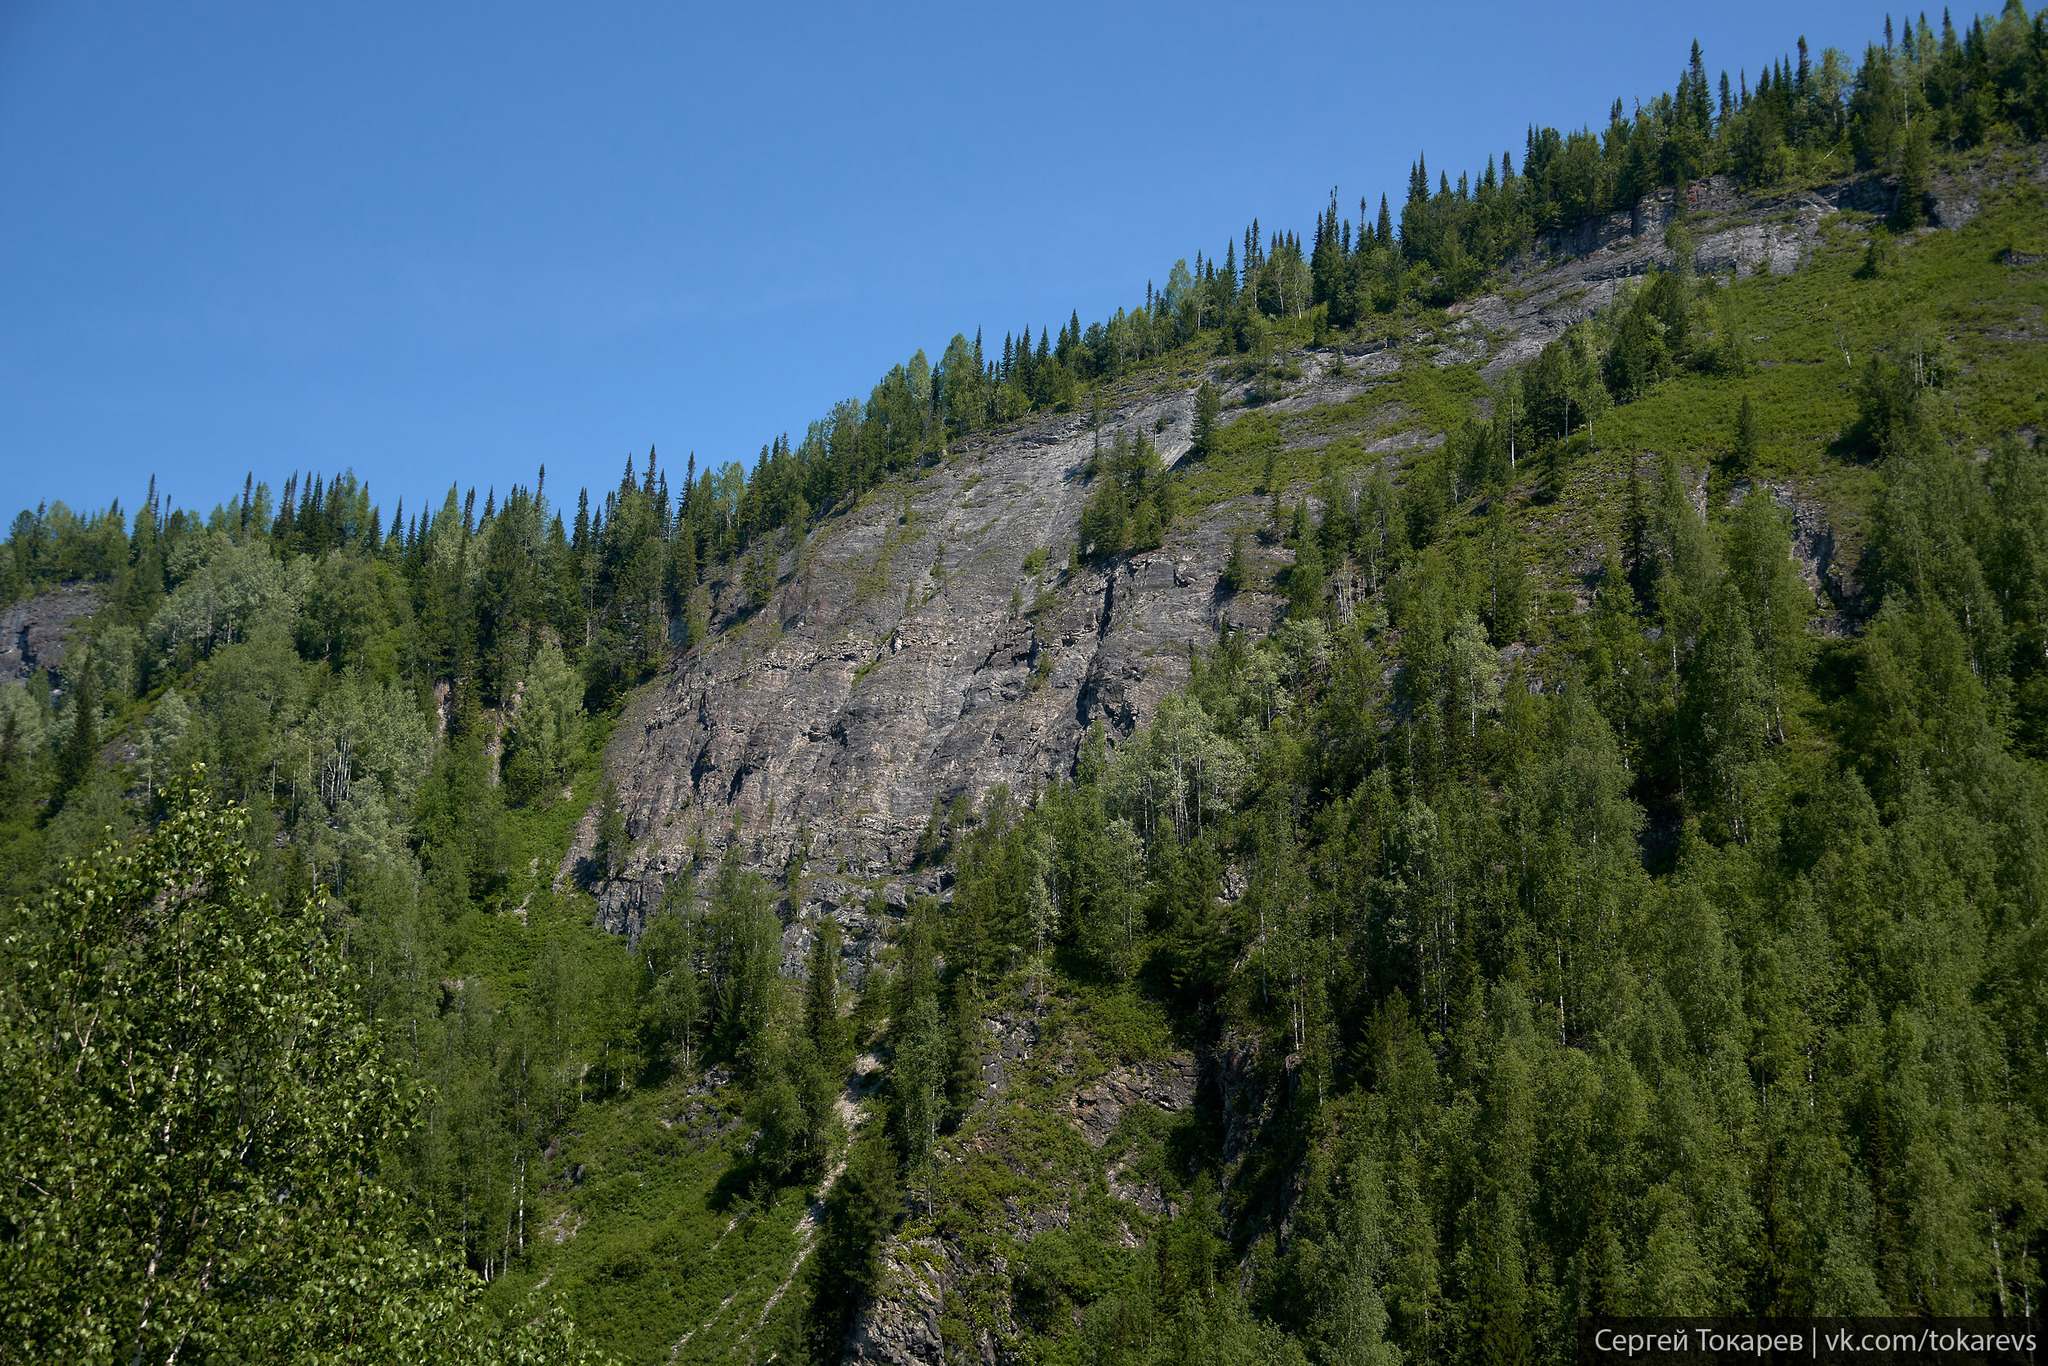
578;393;1283;953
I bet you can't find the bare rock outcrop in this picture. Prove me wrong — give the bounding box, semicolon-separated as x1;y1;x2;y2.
1068;1056;1198;1148
0;584;101;689
584;396;1286;944
842;1239;951;1366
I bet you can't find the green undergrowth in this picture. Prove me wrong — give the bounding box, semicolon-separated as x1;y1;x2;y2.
1522;172;2045;584
445;720;824;1364
1058;981;1178;1066
482;1077;815;1365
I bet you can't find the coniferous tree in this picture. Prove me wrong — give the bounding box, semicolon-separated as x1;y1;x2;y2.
1733;393;1762;473
804;917;845;1071
1896;124;1930;227
1191;381;1221;461
53;647;97;800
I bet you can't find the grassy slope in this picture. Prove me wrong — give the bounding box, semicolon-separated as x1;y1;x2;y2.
482;1081;812;1365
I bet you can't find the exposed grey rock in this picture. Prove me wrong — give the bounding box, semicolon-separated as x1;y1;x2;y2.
1107;1156;1168;1217
1728;478;1861;630
1464;173;1939;381
581;392;1287;949
1067;1056;1198;1148
0;584;101;690
973;1010;1038;1109
582;154;2027;967
842;1239;950;1366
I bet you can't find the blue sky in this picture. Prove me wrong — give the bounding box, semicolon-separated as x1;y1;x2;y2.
1;0;1886;523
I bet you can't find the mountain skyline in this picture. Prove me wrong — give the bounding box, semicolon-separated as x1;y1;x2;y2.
2;0;1878;516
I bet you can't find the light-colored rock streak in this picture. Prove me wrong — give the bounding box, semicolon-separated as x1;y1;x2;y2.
587;395;1278;945
744;1053;882;1336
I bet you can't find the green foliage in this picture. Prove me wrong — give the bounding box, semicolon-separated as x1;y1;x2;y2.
803;916;846;1070
1480;501;1530;644
741;545;776;611
0;776;606;1363
3;14;2048;1361
1286;516;1327;619
1190;380;1222;461
809;1121;900;1351
1081;430;1177;560
1602;271;1694;402
880;313;2045;1354
51;649;98;801
1852;341;1947;461
1731;392;1762;472
745;1035;840;1183
705;854;781;1077
1897;124;1932;228
639;884;704;1074
1523;324;1609;446
507;634;586;806
1221;529;1253;593
1855;224;1898;278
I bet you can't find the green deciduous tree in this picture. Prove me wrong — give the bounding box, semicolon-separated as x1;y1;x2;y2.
508;633;585;804
639;883;704;1075
0;775;604;1363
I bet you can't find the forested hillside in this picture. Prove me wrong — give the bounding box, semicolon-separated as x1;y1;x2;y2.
3;6;2048;1363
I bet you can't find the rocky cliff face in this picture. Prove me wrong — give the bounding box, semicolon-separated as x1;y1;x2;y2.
573;386;1282;955
840;1019;1209;1366
570;161;1973;957
0;584;101;691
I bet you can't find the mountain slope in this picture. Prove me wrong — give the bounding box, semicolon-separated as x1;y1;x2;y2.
5;12;2048;1363
585;146;2044;954
506;140;2048;1359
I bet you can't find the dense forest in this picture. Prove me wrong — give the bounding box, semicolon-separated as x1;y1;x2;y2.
3;4;2048;1362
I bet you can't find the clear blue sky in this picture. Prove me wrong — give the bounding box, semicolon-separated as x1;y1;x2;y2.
1;0;1887;523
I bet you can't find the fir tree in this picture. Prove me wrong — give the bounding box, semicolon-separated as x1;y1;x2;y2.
54;646;97;800
1733;393;1761;473
1897;125;1930;227
803;918;844;1069
1191;381;1221;461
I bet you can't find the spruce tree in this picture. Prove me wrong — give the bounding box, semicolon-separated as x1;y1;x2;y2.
943;974;981;1129
1287;530;1325;620
1896;126;1929;228
1191;381;1221;460
810;1122;899;1352
803;918;844;1069
1733;393;1761;473
55;648;97;800
1223;529;1250;593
